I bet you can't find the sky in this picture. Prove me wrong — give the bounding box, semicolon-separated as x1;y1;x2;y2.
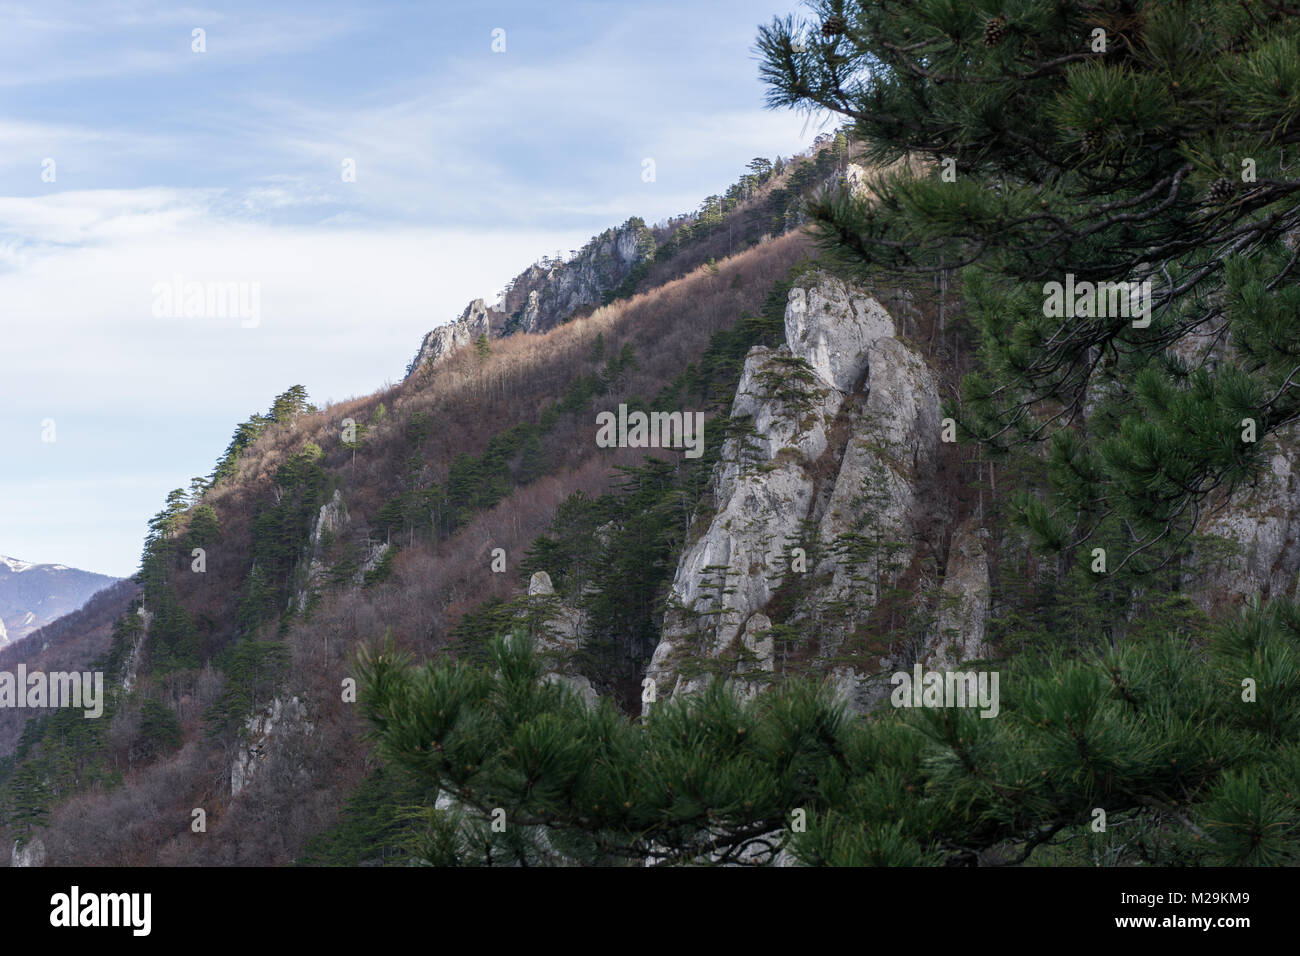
0;0;828;579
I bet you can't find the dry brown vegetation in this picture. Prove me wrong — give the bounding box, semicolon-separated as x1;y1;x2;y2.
15;229;817;865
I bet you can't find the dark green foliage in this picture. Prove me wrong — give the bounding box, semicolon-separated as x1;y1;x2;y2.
296;765;438;866
510;269;808;696
521;493;602;597
450;599;521;666
517;431;728;696
269;384;310;425
204;639;290;736
579;459;693;668
0;699;121;841
238;443;327;633
99;607;145;686
148;590;200;673
185;505;222;549
376;341;647;554
362;545;396;588
212;385;312;487
359;601;1300;866
755;354;819;414
210;415;269;488
758;0;1300;572
133;698;183;763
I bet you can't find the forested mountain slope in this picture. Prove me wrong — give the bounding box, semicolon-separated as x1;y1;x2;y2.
6;0;1299;866
1;140;862;865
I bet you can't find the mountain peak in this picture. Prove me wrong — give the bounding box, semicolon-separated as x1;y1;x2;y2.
0;555;120;644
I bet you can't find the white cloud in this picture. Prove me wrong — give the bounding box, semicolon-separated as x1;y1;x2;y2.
0;188;594;407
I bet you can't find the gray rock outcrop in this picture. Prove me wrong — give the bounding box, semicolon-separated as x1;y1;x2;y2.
645;272;944;711
928;520;991;669
11;837;45;867
405;219;654;379
1196;429;1300;607
407;298;501;373
231;695;313;797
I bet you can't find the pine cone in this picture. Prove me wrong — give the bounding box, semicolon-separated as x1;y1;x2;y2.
1081;128;1103;154
1205;178;1237;205
821;14;848;37
984;15;1008;47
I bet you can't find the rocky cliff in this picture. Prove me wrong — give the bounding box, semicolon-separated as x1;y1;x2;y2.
406;218;654;377
407;299;504;373
643;272;963;713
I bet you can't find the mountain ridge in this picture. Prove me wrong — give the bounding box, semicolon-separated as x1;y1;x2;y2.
0;554;120;646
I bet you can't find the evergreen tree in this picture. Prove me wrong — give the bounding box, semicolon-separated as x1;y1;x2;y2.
360;599;1300;866
757;0;1300;571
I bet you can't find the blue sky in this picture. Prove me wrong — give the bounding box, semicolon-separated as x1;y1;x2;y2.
0;0;826;578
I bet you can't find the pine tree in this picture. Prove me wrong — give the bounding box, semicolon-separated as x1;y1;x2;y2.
359;598;1300;866
757;1;1300;572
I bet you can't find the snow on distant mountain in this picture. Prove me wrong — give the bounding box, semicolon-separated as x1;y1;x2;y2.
0;555;121;645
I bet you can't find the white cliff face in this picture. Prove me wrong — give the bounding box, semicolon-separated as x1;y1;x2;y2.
405;220;654;379
813;335;941;623
509;221;650;334
785;282;895;393
231;696;312;798
121;606;151;692
1197;431;1300;607
296;489;389;611
646;272;942;709
646;344;839;700
11;837;45;867
408;299;499;374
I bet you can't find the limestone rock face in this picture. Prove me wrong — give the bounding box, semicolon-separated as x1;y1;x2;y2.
296;489;390;610
646;272;940;710
646;343;842;701
928;520;991;670
505;219;650;335
525;570;597;701
784;280;895;393
1196;431;1300;607
525;570;584;648
405;218;653;378
11;837;45;867
844;163;873;200
543;672;598;710
813;336;941;622
314;488;350;541
121;606;151;692
407;298;501;374
528;571;555;597
231;696;312;798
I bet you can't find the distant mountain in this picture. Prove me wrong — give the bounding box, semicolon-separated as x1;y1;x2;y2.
0;555;121;645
